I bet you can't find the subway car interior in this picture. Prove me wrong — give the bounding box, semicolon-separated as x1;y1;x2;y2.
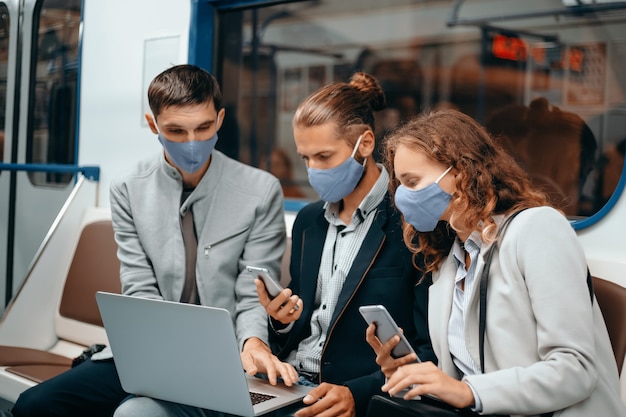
0;0;625;412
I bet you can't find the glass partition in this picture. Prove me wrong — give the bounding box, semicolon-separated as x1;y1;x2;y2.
26;0;81;186
217;0;626;219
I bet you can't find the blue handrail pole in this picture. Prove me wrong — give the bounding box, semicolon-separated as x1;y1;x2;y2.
0;163;100;181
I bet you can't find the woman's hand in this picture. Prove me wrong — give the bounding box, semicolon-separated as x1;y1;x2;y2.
383;362;475;409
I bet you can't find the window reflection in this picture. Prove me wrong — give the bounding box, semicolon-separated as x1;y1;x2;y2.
484;97;597;216
599;138;626;207
217;0;626;218
27;0;81;186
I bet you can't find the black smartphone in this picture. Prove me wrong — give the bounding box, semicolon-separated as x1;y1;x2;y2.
359;304;419;360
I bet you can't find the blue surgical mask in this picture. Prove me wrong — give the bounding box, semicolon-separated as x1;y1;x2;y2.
394;166;453;232
157;131;219;174
307;135;366;203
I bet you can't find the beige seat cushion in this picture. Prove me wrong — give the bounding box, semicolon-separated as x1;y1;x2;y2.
0;219;120;385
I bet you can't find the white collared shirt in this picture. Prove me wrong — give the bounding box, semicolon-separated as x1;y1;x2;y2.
448;233;482;377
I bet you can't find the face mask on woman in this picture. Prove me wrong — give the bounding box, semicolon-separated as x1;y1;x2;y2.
158;132;219;174
394;166;452;232
307;135;366;203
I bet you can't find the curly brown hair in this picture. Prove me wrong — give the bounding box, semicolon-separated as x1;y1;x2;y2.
383;109;551;274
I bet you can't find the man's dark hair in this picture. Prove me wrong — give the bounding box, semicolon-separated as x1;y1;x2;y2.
148;64;222;120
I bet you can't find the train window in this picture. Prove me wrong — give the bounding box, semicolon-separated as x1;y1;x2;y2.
216;0;626;219
26;0;81;186
0;3;8;165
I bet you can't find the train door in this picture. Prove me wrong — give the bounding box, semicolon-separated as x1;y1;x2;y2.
0;0;82;311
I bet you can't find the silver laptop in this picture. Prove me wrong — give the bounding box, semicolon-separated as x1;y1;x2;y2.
95;291;311;417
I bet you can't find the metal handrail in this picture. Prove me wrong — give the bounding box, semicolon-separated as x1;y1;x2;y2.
447;0;626;28
0;163;100;180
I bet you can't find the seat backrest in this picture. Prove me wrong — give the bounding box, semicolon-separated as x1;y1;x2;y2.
55;219;121;345
592;276;626;374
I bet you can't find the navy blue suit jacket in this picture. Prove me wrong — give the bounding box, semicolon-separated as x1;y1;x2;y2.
270;194;435;416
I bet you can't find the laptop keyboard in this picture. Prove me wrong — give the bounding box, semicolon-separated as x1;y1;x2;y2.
250;391;277;405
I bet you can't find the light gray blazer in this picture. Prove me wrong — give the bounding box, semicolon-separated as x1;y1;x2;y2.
109;150;286;349
429;207;625;417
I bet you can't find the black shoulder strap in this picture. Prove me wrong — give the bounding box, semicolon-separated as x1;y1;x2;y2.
478;210;594;374
587;269;594;303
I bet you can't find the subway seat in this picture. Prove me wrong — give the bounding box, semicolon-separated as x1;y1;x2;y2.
0;208;121;403
592;276;626;375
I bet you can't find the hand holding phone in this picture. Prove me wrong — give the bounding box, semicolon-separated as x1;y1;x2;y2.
246;265;284;297
247;265;300;315
359;305;418;360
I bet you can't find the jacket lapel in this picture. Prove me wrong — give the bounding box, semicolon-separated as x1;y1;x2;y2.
463;244;489;369
432;242;493;374
430;255;457;375
330;199;389;327
289;212;328;339
464;223;504;369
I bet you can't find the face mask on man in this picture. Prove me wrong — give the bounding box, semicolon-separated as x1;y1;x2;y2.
394;166;453;232
307;135;366;203
156;117;220;174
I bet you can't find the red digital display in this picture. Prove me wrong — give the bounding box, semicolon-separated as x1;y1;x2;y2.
569;47;584;72
491;34;527;62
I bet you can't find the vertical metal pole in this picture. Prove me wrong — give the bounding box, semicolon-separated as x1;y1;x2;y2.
250;8;259;167
477;27;487;124
5;0;25;306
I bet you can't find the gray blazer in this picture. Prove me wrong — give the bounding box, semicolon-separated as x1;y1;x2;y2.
429;207;625;417
109;150;286;349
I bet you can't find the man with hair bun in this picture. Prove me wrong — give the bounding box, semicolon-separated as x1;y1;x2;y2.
255;72;435;417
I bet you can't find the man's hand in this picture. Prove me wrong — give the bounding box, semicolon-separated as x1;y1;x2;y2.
294;383;356;417
365;323;418;378
255;278;303;324
240;337;298;386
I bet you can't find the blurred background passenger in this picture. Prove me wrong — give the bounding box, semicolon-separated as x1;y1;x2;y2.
597;137;626;206
484;97;597;216
268;147;306;199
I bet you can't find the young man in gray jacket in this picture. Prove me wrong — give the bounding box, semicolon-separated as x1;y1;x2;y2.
11;64;297;417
